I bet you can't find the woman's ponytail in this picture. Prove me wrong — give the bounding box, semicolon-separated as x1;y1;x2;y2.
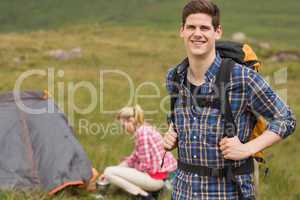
134;104;144;125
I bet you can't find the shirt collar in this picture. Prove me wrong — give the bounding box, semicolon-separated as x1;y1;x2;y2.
205;51;222;82
176;51;222;83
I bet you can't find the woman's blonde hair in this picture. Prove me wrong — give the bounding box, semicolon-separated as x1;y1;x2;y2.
116;104;144;125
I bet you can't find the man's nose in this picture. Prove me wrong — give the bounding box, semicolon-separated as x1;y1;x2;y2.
193;27;202;36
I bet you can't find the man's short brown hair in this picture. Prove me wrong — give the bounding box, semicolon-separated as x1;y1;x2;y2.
182;0;220;30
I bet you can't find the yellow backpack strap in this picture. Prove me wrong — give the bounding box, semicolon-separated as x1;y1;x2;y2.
251;116;267;163
250;116;267;140
242;44;261;71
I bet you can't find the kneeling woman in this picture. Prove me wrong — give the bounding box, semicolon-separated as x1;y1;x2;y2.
101;105;177;200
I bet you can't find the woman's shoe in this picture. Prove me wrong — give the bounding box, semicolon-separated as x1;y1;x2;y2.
135;194;156;200
149;189;162;199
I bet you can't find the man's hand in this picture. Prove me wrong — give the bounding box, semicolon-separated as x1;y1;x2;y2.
163;124;178;151
219;136;253;161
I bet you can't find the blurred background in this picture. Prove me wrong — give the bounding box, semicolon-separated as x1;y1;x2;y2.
0;0;299;199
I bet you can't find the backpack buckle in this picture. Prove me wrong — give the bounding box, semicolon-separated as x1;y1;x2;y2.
210;168;221;177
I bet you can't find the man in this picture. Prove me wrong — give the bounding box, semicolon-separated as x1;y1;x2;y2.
163;0;296;199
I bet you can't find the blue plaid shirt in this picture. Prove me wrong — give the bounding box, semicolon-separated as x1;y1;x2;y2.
166;52;296;200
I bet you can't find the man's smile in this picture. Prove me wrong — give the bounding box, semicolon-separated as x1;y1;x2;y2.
190;39;206;47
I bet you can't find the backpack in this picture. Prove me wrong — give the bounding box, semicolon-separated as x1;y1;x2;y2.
169;41;267;164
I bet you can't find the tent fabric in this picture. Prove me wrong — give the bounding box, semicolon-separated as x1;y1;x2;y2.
0;91;92;194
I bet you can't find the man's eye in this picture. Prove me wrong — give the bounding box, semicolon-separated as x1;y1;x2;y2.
201;27;210;31
187;26;195;30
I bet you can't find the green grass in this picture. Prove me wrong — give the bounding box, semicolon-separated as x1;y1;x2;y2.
0;0;300;199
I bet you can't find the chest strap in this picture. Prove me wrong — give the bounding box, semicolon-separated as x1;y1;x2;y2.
177;158;254;177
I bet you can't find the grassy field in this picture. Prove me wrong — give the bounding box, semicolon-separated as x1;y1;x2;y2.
1;0;300;48
0;0;300;199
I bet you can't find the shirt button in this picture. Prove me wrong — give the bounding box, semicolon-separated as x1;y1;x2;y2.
193;136;197;140
193;155;197;158
193;117;197;121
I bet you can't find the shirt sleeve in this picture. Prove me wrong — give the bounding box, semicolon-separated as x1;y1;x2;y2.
166;67;179;124
136;129;152;172
246;68;296;138
124;141;139;167
166;67;177;95
147;132;165;173
124;151;138;168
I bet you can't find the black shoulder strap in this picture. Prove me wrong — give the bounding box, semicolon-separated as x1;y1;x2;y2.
169;58;188;126
169;71;180;126
216;58;237;138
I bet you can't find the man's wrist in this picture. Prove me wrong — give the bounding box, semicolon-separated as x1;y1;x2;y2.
244;142;257;157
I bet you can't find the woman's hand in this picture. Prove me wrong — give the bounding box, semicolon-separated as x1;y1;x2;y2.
219;136;253;161
118;161;128;167
99;174;105;180
98;174;110;185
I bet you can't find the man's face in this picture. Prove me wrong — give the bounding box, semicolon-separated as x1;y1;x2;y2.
180;13;222;58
